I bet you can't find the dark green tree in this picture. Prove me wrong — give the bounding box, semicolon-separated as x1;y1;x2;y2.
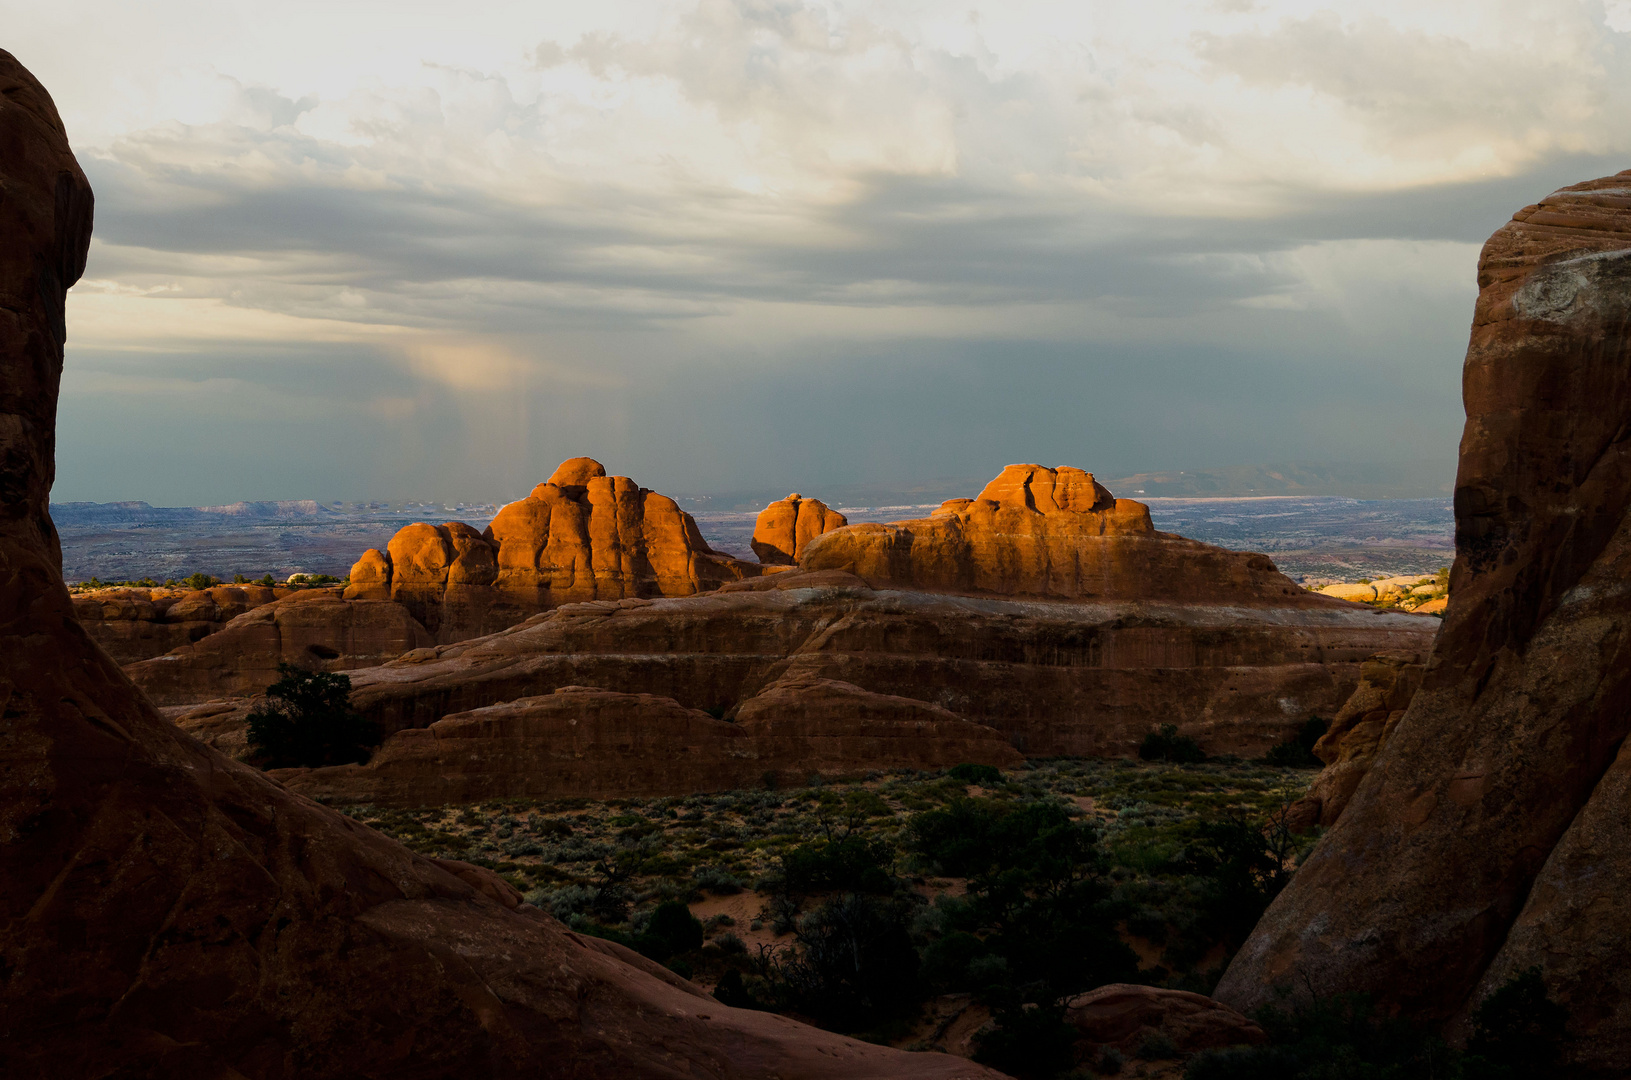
246;663;378;768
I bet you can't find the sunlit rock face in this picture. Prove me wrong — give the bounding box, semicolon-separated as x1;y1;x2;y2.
0;48;1004;1080
751;493;848;565
1216;171;1631;1074
800;463;1320;605
345;456;764;641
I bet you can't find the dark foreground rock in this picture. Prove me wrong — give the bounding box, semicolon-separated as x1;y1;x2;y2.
1215;170;1631;1074
0;49;1001;1080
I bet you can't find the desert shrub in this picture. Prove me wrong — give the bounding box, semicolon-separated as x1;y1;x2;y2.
907;799;1137;1006
779;836;895;896
1137;1031;1180;1059
694;865;744;895
1262;717;1329;768
183;572;217;590
1184;991;1465;1080
1465;966;1569;1077
1179;811;1296;948
714;931;747;955
763;893;921;1031
921;930;992;991
1140;724;1206;764
949;762;1003;785
257;573;276;586
635;901;703;961
712;968;767;1009
245;663;378;768
972;1001;1077;1080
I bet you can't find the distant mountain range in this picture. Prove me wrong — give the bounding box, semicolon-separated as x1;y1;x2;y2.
1105;463;1453;500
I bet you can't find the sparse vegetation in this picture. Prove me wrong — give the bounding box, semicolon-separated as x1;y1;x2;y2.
336;756;1325;1069
246;663;379;768
1140;723;1207;764
1262;717;1328;768
1183;967;1569;1079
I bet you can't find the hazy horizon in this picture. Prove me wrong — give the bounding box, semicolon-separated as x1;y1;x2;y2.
17;1;1631;505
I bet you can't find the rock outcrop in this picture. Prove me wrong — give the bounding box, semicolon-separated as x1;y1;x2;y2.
1286;650;1426;829
1215;171;1631;1072
752;493;848;564
345;457;764;640
325;564;1430;767
280;681;1023;806
0;54;997;1079
1064;984;1266;1058
71;583;282;662
124;590;435;705
801;464;1311;604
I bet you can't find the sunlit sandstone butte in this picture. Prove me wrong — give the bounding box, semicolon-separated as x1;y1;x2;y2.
127;459;1430;806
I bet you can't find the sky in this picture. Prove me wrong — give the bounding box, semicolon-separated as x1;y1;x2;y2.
15;0;1631;505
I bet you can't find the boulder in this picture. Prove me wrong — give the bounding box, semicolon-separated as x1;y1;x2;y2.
345;459;765;641
1286;650;1427;828
801;463;1320;605
752;493;848;565
1215;170;1631;1072
0;48;1000;1080
1065;984;1266;1056
279;680;1022;807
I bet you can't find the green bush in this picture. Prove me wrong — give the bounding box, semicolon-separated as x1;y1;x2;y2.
635;901;704;961
245;663;379;768
1466;966;1569;1077
949;762;1003;785
183;572;217;590
764;893;922;1031
907;799;1137;1006
780;836;895;896
1262;717;1329;768
973;1000;1078;1079
1140;724;1206;764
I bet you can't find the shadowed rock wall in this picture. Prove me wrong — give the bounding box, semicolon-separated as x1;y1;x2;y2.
1215;170;1631;1074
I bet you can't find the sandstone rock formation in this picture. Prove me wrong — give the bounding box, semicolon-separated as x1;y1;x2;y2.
124;590;435;705
280;681;1023;806
1286;650;1426;829
1064;984;1265;1058
345;457;765;641
328;564;1430;766
71;583;281;662
1216;171;1631;1072
752;493;848;564
0;55;997;1079
801;464;1311;603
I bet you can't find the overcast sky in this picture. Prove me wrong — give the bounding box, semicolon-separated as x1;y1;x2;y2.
16;0;1631;504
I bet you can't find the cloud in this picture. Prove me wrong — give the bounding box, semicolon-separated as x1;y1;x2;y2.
21;0;1631;502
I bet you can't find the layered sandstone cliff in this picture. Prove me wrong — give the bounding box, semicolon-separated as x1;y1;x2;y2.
801;464;1310;604
71;583;281;662
0;51;997;1080
345;456;763;640
1216;170;1631;1073
329;564;1430;768
125;589;435;704
280;678;1024;807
